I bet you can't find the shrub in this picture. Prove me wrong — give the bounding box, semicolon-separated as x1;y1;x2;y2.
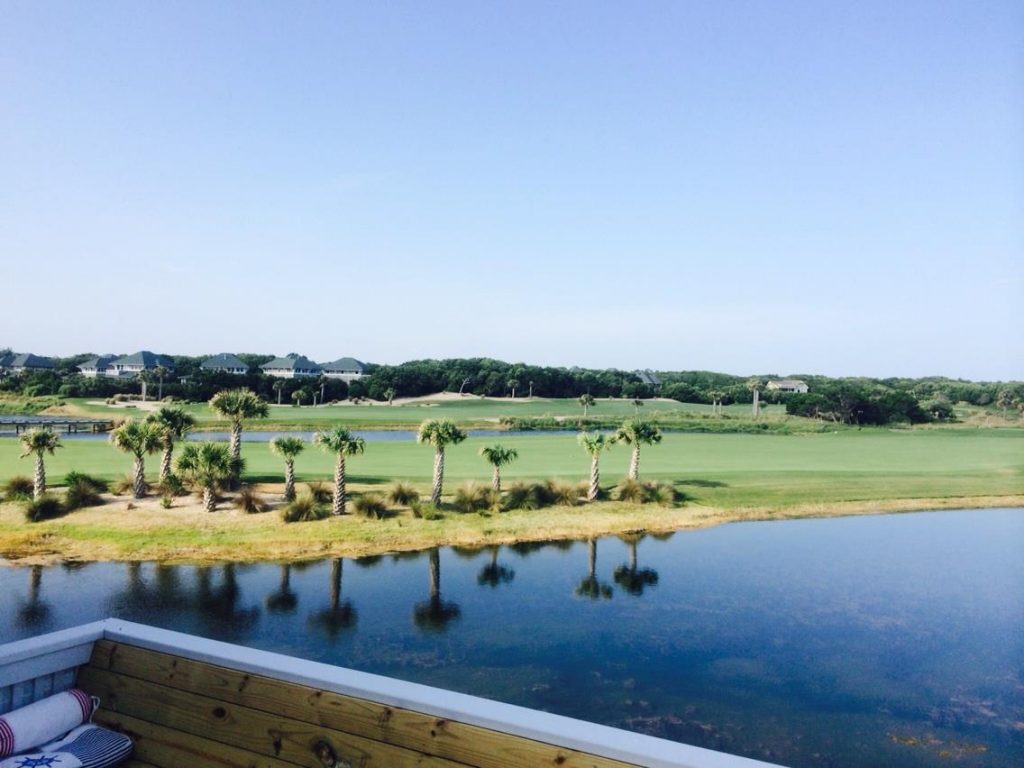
546;480;581;507
281;493;329;523
63;472;108;493
160;494;174;509
23;495;65;522
615;478;648;503
411;501;444;520
388;482;420;506
648;482;682;506
502;482;542;511
158;473;188;498
3;476;34;502
306;482;332;505
112;473;148;497
352;493;389;520
614;479;682;505
234;487;269;514
452;484;494;514
64;478;104;511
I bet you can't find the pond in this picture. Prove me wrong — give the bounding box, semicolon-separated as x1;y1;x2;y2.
2;508;1021;767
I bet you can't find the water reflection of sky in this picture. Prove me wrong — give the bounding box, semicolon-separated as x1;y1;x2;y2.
2;508;1022;768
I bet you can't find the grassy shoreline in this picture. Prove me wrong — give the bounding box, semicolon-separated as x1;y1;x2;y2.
1;493;1021;566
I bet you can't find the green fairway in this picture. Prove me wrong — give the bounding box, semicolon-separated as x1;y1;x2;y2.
57;396;783;429
3;428;1021;511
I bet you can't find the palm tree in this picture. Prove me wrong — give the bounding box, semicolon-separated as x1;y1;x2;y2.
270;436;305;501
747;378;762;419
709;389;724;416
479;445;518;494
508;379;519;398
417;419;467;505
632;397;644;415
291;390;304;407
272;380;285;406
578;431;613;501
578;393;595;418
383;387;396;405
19;428;62;499
208;388;269;487
176;441;233;512
996;389;1013;419
147;406;196;483
110;419;163;498
614;419;662;481
575;539;613;599
315;427;366;515
154;365;170;400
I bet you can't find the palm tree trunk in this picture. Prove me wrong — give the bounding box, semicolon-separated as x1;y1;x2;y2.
133;456;146;499
33;453;45;499
203;484;216;512
284;460;296;501
229;421;242;489
752;389;760;419
588;456;600;501
160;442;173;483
333;454;346;515
628;446;640;481
491;466;501;493
583;404;589;418
431;448;445;506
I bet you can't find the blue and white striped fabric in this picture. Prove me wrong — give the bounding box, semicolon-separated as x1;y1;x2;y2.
0;725;132;768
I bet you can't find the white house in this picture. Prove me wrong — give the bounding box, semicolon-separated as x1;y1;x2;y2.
106;351;176;379
766;379;809;394
1;353;54;375
321;357;367;382
260;354;322;378
77;355;118;378
200;353;249;375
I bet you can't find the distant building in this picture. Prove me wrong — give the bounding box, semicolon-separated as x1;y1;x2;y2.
321;357;367;382
635;370;662;389
766;379;809;394
106;351;176;379
2;353;54;374
201;353;249;375
78;355;118;378
261;354;322;378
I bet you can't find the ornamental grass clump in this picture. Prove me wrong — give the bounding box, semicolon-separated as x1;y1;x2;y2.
452;483;494;514
234;486;269;514
387;482;420;506
306;482;333;505
3;476;34;502
352;493;389;520
64;477;104;511
614;479;681;505
112;473;148;497
23;494;66;523
410;500;444;520
281;492;330;523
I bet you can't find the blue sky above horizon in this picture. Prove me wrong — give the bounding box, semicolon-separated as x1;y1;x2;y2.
2;2;1021;380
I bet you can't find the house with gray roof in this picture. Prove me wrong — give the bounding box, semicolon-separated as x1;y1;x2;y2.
635;370;662;389
321;357;367;382
201;353;249;375
261;354;322;378
766;379;809;394
107;351;176;378
2;353;54;374
78;355;118;378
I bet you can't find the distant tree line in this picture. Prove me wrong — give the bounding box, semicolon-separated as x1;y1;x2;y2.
2;349;1022;426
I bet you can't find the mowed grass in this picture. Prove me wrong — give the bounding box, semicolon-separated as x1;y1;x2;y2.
57;396;780;428
3;429;1021;511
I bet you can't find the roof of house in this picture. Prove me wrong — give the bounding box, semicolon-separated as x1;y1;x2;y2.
768;378;808;388
201;353;249;371
261;355;322;371
635;370;662;386
321;357;366;373
8;353;54;369
111;351;175;369
0;352;13;368
78;355;118;371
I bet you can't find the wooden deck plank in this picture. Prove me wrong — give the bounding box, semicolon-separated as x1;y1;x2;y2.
88;641;638;768
80;667;470;768
96;709;302;768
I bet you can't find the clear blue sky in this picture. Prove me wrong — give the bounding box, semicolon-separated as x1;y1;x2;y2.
2;1;1021;379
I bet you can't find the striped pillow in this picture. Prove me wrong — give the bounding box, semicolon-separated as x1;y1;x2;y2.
0;724;133;768
0;689;95;758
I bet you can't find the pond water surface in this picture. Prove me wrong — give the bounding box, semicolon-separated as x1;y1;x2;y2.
1;508;1021;767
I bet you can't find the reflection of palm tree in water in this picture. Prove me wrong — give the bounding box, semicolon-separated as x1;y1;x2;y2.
575;539;613;600
195;564;259;638
18;566;50;628
413;549;461;632
265;564;298;614
477;546;515;588
308;559;357;639
613;534;659;596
